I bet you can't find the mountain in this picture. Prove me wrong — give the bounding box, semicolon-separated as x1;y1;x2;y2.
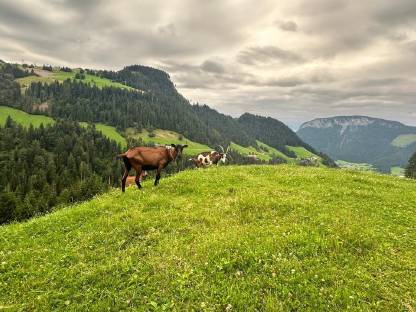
297;116;416;171
2;61;327;163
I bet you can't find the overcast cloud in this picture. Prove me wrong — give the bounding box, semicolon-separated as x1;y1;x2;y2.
1;0;415;128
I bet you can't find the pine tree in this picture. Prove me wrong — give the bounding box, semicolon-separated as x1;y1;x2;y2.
405;152;416;179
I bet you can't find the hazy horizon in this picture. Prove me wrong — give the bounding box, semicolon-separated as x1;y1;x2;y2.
1;0;415;128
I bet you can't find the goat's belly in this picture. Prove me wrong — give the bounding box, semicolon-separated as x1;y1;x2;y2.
142;165;158;171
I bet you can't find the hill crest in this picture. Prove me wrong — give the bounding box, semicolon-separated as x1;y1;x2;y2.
299;115;406;131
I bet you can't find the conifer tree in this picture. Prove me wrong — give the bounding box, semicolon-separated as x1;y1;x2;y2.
405;152;416;179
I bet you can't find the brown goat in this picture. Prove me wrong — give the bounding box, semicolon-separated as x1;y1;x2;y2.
117;144;187;192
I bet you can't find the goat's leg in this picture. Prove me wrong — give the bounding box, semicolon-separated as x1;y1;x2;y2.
135;166;143;189
121;168;129;192
154;166;163;186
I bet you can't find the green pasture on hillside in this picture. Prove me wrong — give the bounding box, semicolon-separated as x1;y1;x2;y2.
126;128;211;156
0;106;54;128
1;165;415;311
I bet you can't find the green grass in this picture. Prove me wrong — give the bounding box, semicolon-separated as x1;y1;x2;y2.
229;142;272;161
1;165;415;311
126;128;211;156
391;166;405;177
80;122;127;149
0;106;54;128
391;134;416;148
336;160;375;172
16;68;134;91
286;145;317;159
256;141;292;161
0;107;125;148
229;142;323;164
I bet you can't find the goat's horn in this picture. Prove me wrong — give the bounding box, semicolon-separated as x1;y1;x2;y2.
218;145;225;152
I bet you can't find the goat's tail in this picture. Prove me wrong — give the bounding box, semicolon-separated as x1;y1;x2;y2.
116;153;132;171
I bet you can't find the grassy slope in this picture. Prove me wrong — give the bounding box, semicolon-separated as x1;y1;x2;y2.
391;166;405;177
256;141;291;161
0;106;126;148
126;128;211;156
336;160;375;172
229;142;272;161
0;106;54;127
1;166;415;311
286;145;318;159
16;68;133;91
391;134;416;148
80;122;127;149
230;142;321;163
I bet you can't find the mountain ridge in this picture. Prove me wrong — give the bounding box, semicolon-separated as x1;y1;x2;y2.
297;115;416;171
299;115;408;129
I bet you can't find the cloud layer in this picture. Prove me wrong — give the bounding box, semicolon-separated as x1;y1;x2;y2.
1;0;415;128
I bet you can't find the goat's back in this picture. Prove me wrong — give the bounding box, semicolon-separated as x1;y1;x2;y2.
125;147;170;167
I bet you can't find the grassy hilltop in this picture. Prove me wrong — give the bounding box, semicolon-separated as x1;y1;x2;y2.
1;166;415;311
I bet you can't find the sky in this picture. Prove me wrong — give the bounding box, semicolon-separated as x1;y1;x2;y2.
1;0;415;129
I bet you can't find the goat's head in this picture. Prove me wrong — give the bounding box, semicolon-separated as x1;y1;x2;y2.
170;144;188;159
218;145;230;163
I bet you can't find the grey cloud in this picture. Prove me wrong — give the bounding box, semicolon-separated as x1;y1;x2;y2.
238;46;305;65
1;0;415;127
275;20;298;32
374;0;416;26
200;60;225;73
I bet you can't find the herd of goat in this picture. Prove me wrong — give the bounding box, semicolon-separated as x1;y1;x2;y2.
117;144;229;192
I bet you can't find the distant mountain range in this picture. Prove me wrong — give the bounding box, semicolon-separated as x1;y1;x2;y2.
297;116;416;171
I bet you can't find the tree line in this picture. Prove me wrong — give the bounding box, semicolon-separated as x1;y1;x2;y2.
406;152;416;179
0;118;122;224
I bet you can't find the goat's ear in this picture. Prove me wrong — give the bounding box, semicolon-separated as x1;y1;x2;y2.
183;145;188;148
171;144;176;148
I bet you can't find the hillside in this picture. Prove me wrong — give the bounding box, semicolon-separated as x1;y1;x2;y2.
0;106;54;127
1;166;415;311
297;116;416;172
80;122;127;149
1;60;329;165
16;68;134;91
0;106;318;164
125;128;211;155
229;141;323;164
239;113;335;166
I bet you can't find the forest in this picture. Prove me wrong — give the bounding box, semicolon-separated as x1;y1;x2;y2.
0;118;122;224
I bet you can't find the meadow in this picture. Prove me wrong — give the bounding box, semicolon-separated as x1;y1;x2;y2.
230;141;320;163
1;165;415;311
336;160;375;172
80;122;127;149
391;134;416;148
16;68;134;91
0;106;54;127
125;128;211;156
